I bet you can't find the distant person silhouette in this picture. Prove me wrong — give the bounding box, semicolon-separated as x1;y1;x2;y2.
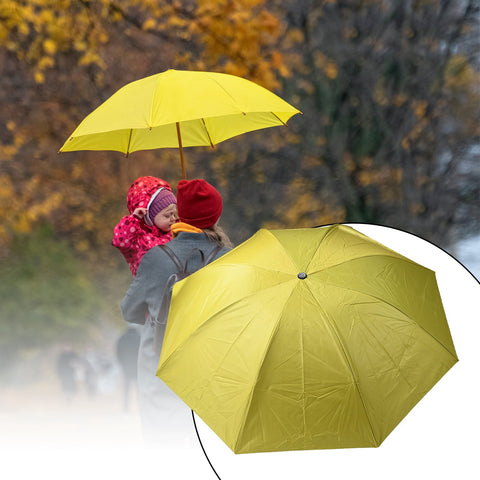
116;327;141;411
56;344;79;403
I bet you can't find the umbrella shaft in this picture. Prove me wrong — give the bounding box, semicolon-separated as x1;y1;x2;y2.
176;122;186;179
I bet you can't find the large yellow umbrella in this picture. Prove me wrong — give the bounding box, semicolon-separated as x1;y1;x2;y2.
156;225;458;454
59;69;301;178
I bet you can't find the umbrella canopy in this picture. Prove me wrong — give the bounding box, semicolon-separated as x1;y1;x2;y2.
156;225;458;454
59;69;301;178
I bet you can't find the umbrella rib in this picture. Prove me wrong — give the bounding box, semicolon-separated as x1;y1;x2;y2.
307;225;418;274
201;118;215;148
208;76;244;110
303;224;340;273
300;298;307;446
233;291;294;452
356;314;420;390
329;285;458;360
308;253;423;276
126;128;133;157
271;112;287;126
159;281;290;372
308;284;380;447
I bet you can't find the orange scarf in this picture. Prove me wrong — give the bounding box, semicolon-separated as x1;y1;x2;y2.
171;222;203;237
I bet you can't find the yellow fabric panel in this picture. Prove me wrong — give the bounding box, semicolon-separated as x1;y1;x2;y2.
156;225;458;453
158;279;297;451
59;69;300;154
236;282;376;453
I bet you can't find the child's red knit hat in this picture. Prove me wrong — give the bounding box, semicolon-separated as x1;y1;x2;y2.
177;179;223;229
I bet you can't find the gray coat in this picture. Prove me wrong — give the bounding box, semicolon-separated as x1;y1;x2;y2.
121;231;231;441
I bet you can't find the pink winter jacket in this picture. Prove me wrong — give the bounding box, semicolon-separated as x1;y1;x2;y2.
112;176;174;276
112;215;172;276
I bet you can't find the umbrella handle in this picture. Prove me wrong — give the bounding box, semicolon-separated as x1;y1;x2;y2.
176;122;187;179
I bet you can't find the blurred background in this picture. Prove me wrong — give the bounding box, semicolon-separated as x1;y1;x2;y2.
0;0;479;454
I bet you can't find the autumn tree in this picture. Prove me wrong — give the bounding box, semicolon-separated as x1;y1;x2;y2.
0;0;289;253
255;0;480;245
0;0;291;353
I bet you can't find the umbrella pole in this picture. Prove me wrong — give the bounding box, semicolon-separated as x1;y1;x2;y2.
176;122;186;179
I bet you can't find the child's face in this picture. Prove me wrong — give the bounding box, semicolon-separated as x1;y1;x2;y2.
154;204;178;232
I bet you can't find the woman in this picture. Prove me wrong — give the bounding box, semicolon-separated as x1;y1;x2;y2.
121;178;232;441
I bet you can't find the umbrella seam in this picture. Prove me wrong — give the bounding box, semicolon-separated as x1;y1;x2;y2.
158;279;295;450
233;291;294;453
307;283;380;447
159;303;264;449
208;75;244;111
271;112;287;126
158;270;296;368
309;253;425;275
356;316;418;391
319;283;458;361
126;128;132;156
302;224;339;273
300;294;307;449
200;118;215;148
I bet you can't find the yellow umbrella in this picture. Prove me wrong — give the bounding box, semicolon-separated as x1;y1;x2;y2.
156;225;458;454
59;69;301;178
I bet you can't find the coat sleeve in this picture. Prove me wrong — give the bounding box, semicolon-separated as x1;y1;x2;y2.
121;247;171;325
112;214;144;253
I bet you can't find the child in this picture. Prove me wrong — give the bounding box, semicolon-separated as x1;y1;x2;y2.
112;176;178;276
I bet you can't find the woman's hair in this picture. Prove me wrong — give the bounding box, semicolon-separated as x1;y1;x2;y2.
203;224;233;248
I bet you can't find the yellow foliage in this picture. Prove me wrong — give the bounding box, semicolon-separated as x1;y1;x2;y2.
314;51;328;69
38;55;54;69
0;0;287;91
191;0;285;89
343;152;355;172
409;203;425;215
34;71;45;84
74;40;87;51
0;144;18;159
271;177;346;229
342;27;358;39
79;51;106;68
374;81;389;106
445;54;477;88
393;93;408;106
142;18;157;31
43;38;57;55
401;137;410;150
324;62;338;79
13;214;32;234
284;28;304;46
75;239;90;252
412;100;428;118
356;159;403;190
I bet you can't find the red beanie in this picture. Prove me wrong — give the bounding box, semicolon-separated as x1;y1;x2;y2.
177;179;223;229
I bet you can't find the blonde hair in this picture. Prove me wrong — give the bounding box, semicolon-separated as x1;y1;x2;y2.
203;224;233;248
